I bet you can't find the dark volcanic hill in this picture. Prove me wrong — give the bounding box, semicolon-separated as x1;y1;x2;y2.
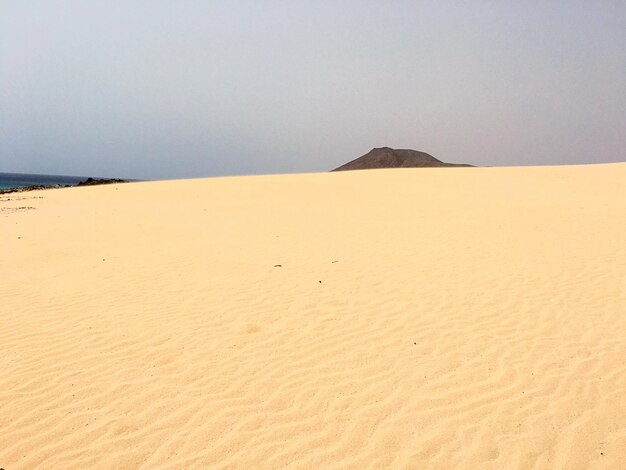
332;147;472;171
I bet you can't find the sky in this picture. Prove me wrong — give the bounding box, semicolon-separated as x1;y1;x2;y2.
1;1;625;180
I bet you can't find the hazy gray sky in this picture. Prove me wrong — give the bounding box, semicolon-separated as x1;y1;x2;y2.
1;1;625;179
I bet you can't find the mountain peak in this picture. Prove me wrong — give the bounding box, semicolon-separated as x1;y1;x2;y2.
332;147;471;171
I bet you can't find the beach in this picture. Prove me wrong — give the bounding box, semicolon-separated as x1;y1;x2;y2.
1;163;625;468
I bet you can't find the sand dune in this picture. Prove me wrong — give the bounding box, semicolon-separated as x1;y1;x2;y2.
1;164;625;469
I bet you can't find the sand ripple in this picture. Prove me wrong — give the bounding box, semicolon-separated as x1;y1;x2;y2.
1;164;625;468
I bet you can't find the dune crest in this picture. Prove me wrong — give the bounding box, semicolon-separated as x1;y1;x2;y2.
1;163;625;468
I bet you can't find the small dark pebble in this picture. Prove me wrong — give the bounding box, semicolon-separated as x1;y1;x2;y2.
103;259;106;261
601;452;604;455
319;280;322;283
414;342;417;345
331;260;338;263
274;264;282;267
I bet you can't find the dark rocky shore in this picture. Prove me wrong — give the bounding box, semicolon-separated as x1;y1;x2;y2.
0;177;128;195
76;177;127;187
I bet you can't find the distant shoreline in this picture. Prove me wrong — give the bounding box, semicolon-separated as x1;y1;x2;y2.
0;173;128;194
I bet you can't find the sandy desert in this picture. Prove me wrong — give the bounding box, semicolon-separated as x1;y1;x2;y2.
1;163;625;469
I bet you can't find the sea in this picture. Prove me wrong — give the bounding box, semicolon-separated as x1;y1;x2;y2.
0;172;89;190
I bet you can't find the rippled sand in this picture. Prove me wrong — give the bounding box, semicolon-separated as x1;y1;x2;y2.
1;164;625;469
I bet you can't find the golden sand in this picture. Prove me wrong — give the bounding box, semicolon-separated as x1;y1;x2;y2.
1;164;625;468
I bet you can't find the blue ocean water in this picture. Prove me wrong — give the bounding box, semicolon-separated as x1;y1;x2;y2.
0;172;88;190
